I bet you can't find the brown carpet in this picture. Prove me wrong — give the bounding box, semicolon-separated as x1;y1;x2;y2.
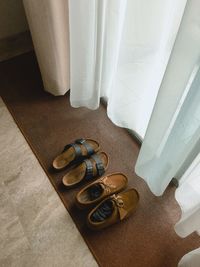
1;52;200;267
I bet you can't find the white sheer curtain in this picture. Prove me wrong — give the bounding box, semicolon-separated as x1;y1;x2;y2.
68;0;186;139
178;248;200;267
175;154;200;267
135;0;200;195
135;0;200;265
175;153;200;238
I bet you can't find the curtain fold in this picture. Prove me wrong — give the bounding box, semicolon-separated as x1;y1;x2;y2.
175;153;200;238
178;248;200;267
68;0;128;109
135;1;200;264
135;0;200;196
23;0;70;95
68;0;186;138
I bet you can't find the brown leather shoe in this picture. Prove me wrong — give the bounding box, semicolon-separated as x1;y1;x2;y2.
53;138;100;170
62;152;109;188
76;173;128;209
87;189;139;230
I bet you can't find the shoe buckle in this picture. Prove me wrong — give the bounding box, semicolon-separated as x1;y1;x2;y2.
75;139;85;144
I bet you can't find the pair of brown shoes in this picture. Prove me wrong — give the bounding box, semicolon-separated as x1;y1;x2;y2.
53;138;108;187
53;138;139;230
76;173;139;230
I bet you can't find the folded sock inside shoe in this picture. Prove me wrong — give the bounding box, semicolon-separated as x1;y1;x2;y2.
88;184;104;201
91;200;114;222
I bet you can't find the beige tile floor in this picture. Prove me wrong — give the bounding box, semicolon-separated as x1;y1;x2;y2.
0;97;98;267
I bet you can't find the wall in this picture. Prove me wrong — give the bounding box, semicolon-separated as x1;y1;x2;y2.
0;0;28;39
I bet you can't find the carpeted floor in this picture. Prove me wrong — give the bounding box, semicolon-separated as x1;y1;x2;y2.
1;52;200;267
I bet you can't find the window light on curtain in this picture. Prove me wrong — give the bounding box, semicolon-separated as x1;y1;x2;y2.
68;0;186;139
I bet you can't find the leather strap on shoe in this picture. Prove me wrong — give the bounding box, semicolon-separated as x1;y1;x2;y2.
63;139;94;160
91;154;105;176
84;159;94;180
84;154;105;180
75;139;94;156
